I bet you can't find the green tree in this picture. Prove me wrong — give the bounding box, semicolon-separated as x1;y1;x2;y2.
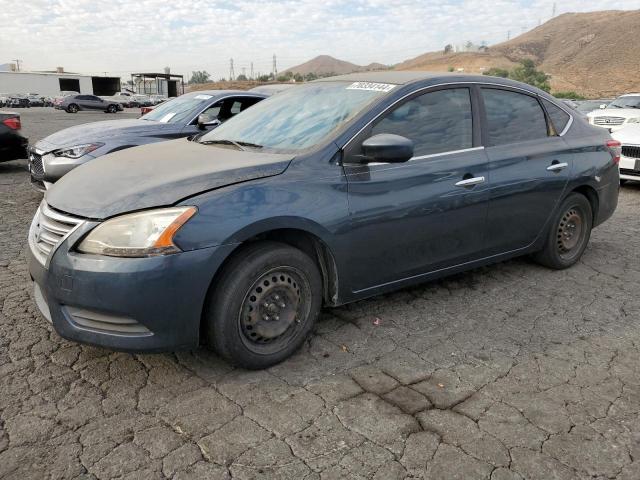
509;59;550;92
236;74;248;81
293;73;304;82
447;66;455;72
552;91;585;100
483;67;509;78
305;72;318;81
257;74;271;82
188;71;211;84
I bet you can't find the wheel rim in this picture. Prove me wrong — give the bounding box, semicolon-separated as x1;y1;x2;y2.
556;206;586;260
237;266;311;355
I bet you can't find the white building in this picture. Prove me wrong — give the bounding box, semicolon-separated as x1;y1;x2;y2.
0;70;121;96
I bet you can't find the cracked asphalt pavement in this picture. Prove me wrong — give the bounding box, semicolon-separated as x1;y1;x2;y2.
1;108;640;479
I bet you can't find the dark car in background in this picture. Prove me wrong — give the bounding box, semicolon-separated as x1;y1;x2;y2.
0;111;28;161
28;72;619;369
29;90;267;189
7;95;31;108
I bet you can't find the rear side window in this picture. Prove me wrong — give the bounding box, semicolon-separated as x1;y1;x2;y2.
542;99;571;134
371;88;473;157
482;88;548;146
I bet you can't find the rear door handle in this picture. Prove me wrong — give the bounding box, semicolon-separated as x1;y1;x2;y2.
547;162;568;172
455;176;486;187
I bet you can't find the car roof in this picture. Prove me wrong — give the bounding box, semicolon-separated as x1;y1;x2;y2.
619;93;640;97
313;71;543;92
183;89;265;97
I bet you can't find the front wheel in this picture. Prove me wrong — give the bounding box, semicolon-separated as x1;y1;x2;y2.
533;193;593;269
204;242;322;369
106;104;117;113
67;104;79;113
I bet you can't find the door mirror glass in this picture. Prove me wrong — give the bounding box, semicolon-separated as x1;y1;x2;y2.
361;134;414;163
197;114;221;130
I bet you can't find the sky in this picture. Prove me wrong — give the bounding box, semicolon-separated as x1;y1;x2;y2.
1;0;638;81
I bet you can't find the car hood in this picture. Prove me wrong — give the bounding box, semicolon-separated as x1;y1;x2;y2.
612;124;640;145
587;108;640;119
34;119;176;152
45;138;294;220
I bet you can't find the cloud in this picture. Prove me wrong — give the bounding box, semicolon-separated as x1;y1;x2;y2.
1;0;638;80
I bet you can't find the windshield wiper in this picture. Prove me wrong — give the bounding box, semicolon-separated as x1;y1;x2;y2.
199;139;264;150
198;139;245;151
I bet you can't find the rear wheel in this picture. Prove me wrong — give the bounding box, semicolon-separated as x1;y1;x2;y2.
204;242;322;369
533;193;593;269
620;179;628;186
67;104;79;113
107;104;117;113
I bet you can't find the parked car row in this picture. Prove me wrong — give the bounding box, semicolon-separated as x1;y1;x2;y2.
0;93;55;108
24;73;621;369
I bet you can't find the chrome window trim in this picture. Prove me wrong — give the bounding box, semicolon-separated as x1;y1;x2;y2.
350;146;486;167
342;81;575;152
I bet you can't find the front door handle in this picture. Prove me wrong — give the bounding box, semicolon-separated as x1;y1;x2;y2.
547;162;568;172
455;176;486;187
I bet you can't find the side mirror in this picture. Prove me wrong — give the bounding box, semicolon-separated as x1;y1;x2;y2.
599;104;607;109
197;114;221;130
361;134;414;163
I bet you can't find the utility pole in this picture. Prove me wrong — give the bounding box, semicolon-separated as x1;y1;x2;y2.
12;59;21;72
507;30;511;40
552;2;556;18
250;62;254;80
229;58;235;81
241;67;246;78
272;54;277;78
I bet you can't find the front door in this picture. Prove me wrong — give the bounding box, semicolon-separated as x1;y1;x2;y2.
343;87;490;293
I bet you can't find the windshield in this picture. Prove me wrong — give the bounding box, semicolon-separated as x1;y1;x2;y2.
142;93;214;124
199;81;392;151
608;96;640;109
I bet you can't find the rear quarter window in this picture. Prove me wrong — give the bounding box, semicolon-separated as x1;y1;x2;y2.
542;99;571;134
482;88;548;146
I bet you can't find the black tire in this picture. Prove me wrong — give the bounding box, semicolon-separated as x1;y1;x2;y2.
106;104;117;113
533;193;593;269
204;241;322;369
620;179;628;186
67;104;79;113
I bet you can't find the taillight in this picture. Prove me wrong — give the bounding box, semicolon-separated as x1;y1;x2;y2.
2;117;20;130
606;139;621;164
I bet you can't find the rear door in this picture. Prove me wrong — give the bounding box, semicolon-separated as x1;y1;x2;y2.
344;86;490;293
481;87;573;255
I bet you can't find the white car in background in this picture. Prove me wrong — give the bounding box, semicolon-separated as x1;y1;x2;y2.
612;124;640;183
587;93;640;132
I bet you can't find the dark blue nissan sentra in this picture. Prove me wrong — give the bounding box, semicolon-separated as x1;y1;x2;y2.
28;72;619;369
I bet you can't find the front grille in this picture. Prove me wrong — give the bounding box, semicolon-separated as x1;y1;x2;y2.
29;202;83;266
620;169;640;176
593;116;626;126
622;145;640;159
29;151;44;178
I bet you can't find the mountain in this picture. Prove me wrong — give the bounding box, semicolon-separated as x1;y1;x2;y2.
282;55;388;76
395;10;640;97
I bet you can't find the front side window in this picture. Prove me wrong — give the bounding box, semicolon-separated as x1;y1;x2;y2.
200;82;391;151
542;99;570;134
371;88;473;157
482;88;548;146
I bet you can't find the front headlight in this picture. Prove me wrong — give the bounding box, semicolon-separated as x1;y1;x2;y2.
53;143;104;159
77;206;197;257
627;117;640;124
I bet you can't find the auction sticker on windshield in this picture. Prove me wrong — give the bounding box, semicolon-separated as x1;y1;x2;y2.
346;82;396;92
